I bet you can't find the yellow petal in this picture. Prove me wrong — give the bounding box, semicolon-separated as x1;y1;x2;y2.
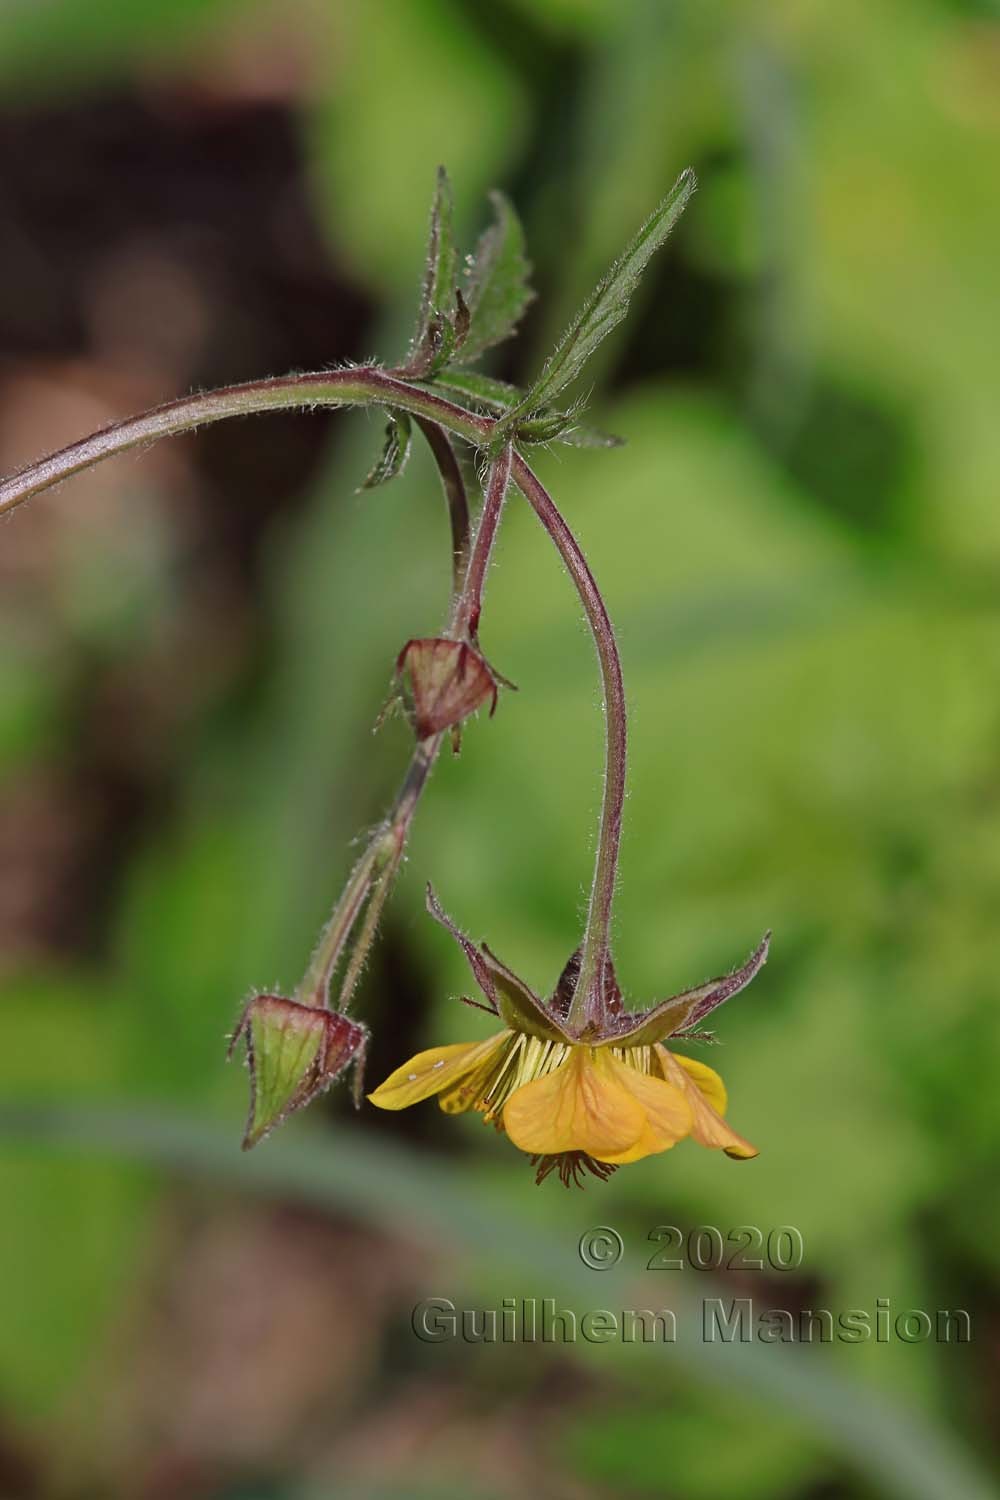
656;1046;759;1160
503;1047;645;1158
595;1056;693;1164
670;1052;728;1114
438;1045;510;1115
368;1032;509;1111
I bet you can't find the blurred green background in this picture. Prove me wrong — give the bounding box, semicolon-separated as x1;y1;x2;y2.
1;1;999;1497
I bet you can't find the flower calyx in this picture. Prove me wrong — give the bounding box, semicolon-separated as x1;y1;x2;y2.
426;883;769;1049
394;636;506;742
228;993;368;1150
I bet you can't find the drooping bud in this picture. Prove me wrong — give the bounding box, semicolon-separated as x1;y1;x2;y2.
228;995;368;1150
396;637;497;740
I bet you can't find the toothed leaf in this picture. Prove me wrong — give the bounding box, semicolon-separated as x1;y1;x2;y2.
517;405;624;448
504;168;696;423
431;371;623;450
458;190;534;362
432;369;526;413
407;167;460;375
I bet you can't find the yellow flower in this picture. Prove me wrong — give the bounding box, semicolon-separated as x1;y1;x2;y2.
367;886;767;1185
369;1029;756;1184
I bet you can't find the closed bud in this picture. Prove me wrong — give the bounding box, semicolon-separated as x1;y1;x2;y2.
228;995;368;1150
396;637;497;740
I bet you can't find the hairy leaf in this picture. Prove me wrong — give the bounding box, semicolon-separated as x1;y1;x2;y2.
433;369;525;413
550;422;624;449
406;167;459;375
505;168;696;422
458;190;534;362
517;400;624;448
432;372;622;448
360;411;412;490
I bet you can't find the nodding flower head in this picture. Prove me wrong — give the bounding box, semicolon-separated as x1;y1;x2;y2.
368;886;769;1186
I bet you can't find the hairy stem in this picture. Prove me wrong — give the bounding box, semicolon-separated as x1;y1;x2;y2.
413;418;471;600
511;455;626;1033
0;366;605;1024
298;442;513;1009
295;842;381;1005
450;441;511;640
0;368;489;520
333;737;437;1011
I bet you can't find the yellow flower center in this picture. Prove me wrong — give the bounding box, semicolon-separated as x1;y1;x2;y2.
477;1035;654;1122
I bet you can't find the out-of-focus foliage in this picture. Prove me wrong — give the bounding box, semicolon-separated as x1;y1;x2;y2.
0;0;242;89
1;0;998;1496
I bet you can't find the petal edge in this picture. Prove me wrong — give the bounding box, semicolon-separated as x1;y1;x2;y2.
368;1032;509;1110
656;1046;759;1160
503;1048;645;1158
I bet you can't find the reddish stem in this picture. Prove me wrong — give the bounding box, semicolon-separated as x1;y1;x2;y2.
511;455;626;1032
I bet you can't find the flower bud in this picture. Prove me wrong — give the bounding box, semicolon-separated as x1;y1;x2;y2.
396;637;497;740
228;995;368;1150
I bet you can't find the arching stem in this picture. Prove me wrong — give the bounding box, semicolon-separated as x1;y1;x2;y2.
296;441;513;1010
413;418;471;601
0;364;610;1026
449;441;511;641
0;368;489;520
510;456;626;1033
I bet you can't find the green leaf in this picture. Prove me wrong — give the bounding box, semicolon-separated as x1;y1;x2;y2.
457;190;534;362
432;369;526;412
360;411;413;489
504;167;696;423
431;373;623;448
419;166;458;338
516;398;624;448
547;421;624;449
406;166;460;376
